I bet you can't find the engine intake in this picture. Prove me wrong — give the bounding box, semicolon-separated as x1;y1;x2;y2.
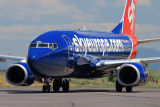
6;62;35;86
118;63;148;86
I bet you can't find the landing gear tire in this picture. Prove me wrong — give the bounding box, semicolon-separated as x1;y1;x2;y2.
53;80;61;92
62;79;69;92
126;86;132;92
47;85;52;93
43;85;47;93
116;81;123;92
42;85;52;93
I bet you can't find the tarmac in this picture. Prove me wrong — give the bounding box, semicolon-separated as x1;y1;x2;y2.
0;87;160;107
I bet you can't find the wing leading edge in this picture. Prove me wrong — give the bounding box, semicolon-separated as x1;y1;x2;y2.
95;57;160;71
0;55;25;62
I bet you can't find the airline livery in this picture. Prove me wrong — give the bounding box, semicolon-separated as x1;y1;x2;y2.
1;0;160;93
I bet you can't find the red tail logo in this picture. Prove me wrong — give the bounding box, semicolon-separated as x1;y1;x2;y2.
123;0;137;36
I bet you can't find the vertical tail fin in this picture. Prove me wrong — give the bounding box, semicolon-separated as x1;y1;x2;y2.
112;0;137;36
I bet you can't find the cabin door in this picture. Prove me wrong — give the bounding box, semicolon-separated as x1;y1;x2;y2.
62;35;74;59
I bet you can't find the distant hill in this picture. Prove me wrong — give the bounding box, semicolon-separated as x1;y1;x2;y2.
0;60;17;70
0;48;160;71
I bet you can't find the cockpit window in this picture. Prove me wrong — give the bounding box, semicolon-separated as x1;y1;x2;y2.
49;43;58;50
53;43;58;49
38;43;49;48
49;43;53;49
29;43;58;50
29;43;37;48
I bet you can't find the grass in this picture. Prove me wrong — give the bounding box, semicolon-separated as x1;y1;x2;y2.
0;75;160;88
0;74;44;87
70;77;116;88
0;75;115;88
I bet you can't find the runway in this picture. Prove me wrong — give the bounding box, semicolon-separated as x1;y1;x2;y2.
0;87;160;107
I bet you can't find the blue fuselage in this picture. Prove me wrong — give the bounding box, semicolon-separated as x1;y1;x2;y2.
27;30;133;79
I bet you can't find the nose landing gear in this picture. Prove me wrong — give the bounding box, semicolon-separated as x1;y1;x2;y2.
42;78;52;93
42;84;52;93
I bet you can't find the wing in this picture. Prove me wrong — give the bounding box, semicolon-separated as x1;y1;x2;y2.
95;57;160;71
0;55;25;62
75;54;160;71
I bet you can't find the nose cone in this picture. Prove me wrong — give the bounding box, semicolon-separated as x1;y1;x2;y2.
28;48;41;62
28;48;52;61
27;48;53;76
27;48;71;77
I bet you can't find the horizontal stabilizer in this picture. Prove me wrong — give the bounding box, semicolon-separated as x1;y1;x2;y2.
138;38;160;44
140;57;160;63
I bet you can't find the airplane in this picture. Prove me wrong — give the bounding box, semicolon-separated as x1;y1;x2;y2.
1;0;160;93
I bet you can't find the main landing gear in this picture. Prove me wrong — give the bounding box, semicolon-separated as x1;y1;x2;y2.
42;78;69;93
53;79;69;92
116;81;133;92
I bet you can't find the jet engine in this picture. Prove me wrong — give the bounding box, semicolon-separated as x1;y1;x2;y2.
117;63;149;86
6;62;35;86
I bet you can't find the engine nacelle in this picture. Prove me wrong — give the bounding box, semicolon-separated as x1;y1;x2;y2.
6;62;35;86
117;63;149;86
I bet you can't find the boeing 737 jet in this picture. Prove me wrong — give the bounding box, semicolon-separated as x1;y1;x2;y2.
1;0;160;93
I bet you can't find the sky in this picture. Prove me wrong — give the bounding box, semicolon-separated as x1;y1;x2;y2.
0;0;160;57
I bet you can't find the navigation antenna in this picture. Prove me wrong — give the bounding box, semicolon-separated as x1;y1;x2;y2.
83;26;86;31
